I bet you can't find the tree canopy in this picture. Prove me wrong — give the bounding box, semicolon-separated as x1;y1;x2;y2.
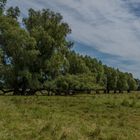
0;1;138;95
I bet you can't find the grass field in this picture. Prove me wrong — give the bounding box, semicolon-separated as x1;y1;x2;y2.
0;93;140;140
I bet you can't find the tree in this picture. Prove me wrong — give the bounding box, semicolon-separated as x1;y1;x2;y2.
126;73;137;93
46;52;69;79
83;56;104;88
0;14;39;95
0;7;73;95
117;72;128;93
0;0;7;15
135;79;140;91
104;66;118;93
23;9;72;80
0;2;137;95
67;51;90;74
54;73;101;95
6;6;20;20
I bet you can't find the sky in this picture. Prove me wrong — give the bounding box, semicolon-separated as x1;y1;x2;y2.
7;0;140;78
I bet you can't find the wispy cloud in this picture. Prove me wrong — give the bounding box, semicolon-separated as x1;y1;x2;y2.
7;0;140;78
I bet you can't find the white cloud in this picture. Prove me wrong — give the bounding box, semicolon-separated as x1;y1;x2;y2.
7;0;140;78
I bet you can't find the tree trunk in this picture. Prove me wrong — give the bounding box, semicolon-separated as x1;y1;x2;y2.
104;90;107;93
96;90;99;94
21;77;28;95
114;90;117;94
107;89;110;93
13;89;19;95
127;90;130;93
48;90;50;96
21;86;27;96
28;90;36;95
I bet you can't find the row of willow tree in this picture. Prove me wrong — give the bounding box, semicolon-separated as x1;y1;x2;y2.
0;0;138;95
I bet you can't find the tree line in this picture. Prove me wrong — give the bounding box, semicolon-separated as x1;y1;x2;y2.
0;0;138;95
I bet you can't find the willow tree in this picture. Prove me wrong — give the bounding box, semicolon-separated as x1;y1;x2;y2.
67;51;89;74
117;72;129;93
0;7;72;95
126;73;137;93
0;1;138;95
23;9;72;81
0;14;39;94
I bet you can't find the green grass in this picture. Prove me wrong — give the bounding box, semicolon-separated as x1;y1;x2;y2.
0;93;140;140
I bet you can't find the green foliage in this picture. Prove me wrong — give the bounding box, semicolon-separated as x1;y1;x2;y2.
0;12;39;92
84;56;104;84
67;51;90;74
0;1;138;95
104;66;118;92
54;74;100;92
117;72;129;92
126;73;137;91
135;79;140;91
6;6;20;20
0;0;7;15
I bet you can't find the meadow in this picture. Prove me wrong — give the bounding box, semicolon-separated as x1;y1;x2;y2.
0;93;140;140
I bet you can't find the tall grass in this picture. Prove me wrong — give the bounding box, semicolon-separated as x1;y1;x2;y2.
0;93;139;140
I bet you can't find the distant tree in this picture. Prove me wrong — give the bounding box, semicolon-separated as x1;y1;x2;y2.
83;56;104;89
6;6;20;20
117;72;128;93
67;51;89;74
53;73;101;95
104;66;118;93
126;73;137;93
0;0;7;15
135;79;140;91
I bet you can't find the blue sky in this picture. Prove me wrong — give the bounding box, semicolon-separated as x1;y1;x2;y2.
7;0;140;78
